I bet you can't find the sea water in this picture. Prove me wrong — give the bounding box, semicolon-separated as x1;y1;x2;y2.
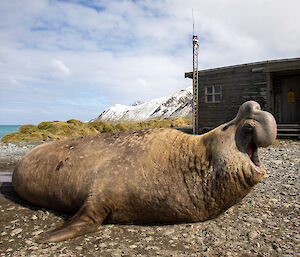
0;125;20;140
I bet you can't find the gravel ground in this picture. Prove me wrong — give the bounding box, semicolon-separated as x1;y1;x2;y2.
0;142;41;171
0;140;299;256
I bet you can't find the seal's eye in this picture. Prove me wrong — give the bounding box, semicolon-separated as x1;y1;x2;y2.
222;125;229;131
222;123;233;131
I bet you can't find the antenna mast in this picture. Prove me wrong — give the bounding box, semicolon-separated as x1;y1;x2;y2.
192;10;199;135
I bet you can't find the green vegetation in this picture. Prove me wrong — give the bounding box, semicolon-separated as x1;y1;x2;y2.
1;118;192;143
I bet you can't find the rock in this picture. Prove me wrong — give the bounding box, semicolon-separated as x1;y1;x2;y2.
163;228;175;236
28;246;39;251
11;228;22;236
247;217;263;224
144;236;153;241
248;231;258;240
25;240;33;245
31;215;38;220
32;229;44;236
145;246;160;251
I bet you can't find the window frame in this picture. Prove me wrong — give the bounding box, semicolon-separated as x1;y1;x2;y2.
205;85;222;103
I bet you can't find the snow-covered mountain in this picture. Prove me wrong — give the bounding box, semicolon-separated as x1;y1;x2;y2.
93;87;193;122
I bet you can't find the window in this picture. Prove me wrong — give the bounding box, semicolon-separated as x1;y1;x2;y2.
205;85;221;103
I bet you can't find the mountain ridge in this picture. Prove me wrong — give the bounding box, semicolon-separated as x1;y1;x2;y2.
92;87;193;122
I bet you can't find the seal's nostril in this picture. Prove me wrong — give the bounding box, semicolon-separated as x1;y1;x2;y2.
234;101;262;123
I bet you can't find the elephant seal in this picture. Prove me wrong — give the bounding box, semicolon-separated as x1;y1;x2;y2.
12;101;277;243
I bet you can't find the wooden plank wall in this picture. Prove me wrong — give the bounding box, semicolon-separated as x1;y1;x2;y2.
197;64;267;128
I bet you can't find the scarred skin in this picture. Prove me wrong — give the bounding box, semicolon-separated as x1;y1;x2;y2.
12;101;277;243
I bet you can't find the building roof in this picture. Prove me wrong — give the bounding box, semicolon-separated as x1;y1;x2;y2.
185;57;300;79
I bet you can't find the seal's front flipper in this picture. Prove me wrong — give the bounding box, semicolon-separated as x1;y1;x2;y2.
37;218;99;243
36;201;109;243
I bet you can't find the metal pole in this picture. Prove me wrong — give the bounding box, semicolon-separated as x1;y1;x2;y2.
192;35;199;135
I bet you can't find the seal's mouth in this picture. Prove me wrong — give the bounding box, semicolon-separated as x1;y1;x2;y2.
247;140;260;166
246;139;266;181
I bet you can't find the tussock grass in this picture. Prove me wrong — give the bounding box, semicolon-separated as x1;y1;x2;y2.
1;118;192;143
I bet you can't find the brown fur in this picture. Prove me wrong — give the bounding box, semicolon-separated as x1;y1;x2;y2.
12;101;276;242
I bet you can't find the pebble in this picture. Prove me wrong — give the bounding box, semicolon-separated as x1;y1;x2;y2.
31;229;44;236
247;217;263;224
25;240;33;245
163;228;175;236
31;215;38;220
145;246;160;251
272;160;282;165
11;228;22;236
29;246;39;251
248;231;258;240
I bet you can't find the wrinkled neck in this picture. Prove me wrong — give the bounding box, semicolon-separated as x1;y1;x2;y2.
169;133;213;219
172;131;253;220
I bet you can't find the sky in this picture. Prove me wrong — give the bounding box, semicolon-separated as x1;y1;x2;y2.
0;0;300;125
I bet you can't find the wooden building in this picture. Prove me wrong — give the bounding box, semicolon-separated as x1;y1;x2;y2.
185;58;300;136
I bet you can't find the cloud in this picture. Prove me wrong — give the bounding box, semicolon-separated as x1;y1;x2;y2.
50;59;72;77
0;0;300;124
